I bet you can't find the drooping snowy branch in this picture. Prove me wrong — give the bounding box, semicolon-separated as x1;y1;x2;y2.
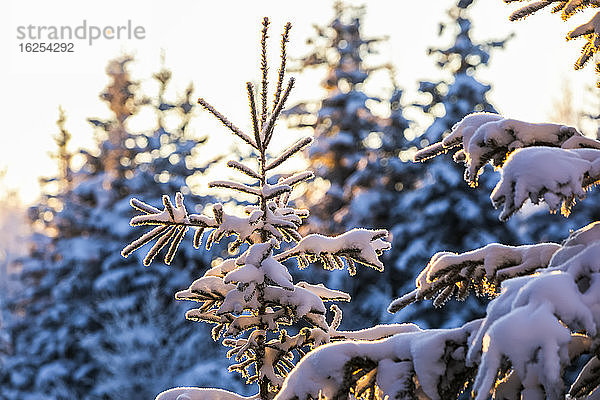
388;242;561;313
462;221;600;399
415;113;600;220
491;146;600;220
416;113;581;184
276;320;482;400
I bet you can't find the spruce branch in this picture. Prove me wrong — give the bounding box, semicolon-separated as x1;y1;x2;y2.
144;225;178;266
276;229;391;273
278;171;315;188
209;180;262;197
121;225;170;258
165;225;188;264
260;17;270;129
247;82;262;149
193;227;205;249
273;22;292;112
509;1;558;21
122;193;218;265
197;97;258;149
266;136;313;171
227;160;262;180
388;242;561;313
263;77;295;149
130;198;160;214
503;0;600;83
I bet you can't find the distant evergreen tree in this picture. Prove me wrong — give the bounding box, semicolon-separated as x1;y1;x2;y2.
286;1;413;233
285;2;415;328
390;0;521;328
0;57;236;400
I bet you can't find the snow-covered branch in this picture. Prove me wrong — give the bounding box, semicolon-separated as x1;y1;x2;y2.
265;137;313;171
416;113;581;185
415;113;600;220
122;193;217;265
388;242;561;313
276;320;482;400
227;160;262;180
209;180;262;197
276;229;391;274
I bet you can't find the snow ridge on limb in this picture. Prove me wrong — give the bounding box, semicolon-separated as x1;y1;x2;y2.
156;387;259;400
503;0;600;83
276;229;391;274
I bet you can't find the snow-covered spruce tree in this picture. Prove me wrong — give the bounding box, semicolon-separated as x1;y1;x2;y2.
121;19;405;400
389;0;522;329
276;113;600;400
284;2;414;329
285;1;413;234
0;57;221;400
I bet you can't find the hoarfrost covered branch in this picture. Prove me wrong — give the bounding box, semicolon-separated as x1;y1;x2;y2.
278;112;600;400
122;19;398;400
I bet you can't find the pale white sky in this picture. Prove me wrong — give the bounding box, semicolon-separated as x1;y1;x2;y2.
1;0;597;204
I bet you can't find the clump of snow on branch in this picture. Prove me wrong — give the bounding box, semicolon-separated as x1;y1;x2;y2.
156;387;259;400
